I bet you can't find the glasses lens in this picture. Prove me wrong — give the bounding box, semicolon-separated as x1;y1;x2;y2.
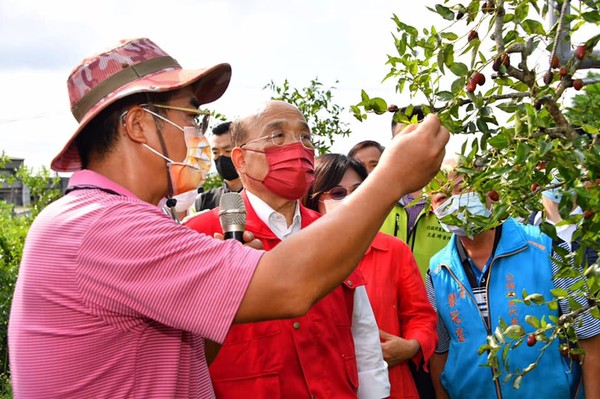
299;133;314;149
329;187;348;200
271;132;286;146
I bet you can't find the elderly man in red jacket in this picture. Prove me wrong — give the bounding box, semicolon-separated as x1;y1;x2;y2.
186;100;390;398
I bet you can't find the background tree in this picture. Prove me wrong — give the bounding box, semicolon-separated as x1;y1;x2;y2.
0;155;62;397
266;78;352;154
354;0;599;387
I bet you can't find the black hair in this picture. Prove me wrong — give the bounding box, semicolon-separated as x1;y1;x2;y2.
303;153;368;212
212;121;232;136
347;140;385;160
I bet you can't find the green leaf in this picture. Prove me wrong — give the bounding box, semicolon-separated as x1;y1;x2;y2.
550;288;569;297
437;49;446;74
478;343;491;355
435;4;455;20
449;62;469;77
539;140;553;156
515;3;529;23
441;32;459;41
488;134;510;149
437;91;455;101
497;103;518;113
494;326;506;344
503;31;519;44
522;19;546;35
476;118;490;134
451;77;466;93
513;375;523;390
369;97;388;114
525;315;541;329
444;44;455;67
361;89;370;102
504;325;526;339
524;293;546;305
581;11;600;23
512;82;529;92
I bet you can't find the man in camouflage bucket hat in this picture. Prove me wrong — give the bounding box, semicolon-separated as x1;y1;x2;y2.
8;37;450;398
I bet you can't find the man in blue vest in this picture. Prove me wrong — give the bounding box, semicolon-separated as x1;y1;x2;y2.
426;171;599;398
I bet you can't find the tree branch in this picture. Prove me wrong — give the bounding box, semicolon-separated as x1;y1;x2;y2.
548;0;571;68
431;92;530;112
493;0;506;54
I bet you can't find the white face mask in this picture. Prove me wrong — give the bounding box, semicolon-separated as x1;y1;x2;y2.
433;192;491;236
159;189;198;213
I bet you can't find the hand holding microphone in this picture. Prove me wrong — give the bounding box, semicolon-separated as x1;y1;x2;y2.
219;192;247;243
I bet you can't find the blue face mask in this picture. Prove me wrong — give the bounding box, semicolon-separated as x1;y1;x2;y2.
433;192;491;236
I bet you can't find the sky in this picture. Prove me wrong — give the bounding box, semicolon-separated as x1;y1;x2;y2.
1;0;468;173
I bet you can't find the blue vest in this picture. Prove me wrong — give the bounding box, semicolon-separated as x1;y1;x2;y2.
429;218;583;399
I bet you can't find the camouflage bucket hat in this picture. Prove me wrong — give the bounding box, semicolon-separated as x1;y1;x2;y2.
51;37;232;172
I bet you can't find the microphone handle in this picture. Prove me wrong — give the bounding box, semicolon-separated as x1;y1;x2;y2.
224;231;244;243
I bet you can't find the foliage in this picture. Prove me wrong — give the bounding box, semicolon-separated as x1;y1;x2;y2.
354;0;600;388
565;72;600;129
265;78;352;154
0;201;27;398
202;172;223;191
0;154;62;396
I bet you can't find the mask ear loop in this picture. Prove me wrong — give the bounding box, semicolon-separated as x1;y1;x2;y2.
143;101;176;200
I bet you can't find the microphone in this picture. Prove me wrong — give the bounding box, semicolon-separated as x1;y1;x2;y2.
219;192;246;243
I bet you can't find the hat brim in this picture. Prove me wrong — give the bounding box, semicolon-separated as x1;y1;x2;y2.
51;63;232;172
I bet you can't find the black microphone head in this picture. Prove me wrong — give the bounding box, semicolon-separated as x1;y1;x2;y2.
219;192;246;235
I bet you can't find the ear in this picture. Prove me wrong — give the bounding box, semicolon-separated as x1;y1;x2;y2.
121;106;152;144
231;147;246;173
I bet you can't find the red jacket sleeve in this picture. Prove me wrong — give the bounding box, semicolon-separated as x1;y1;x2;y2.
183;208;223;236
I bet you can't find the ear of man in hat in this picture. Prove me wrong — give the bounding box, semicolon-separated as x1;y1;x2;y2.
53;37;231;204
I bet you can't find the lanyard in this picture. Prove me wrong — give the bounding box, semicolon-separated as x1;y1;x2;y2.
455;225;502;289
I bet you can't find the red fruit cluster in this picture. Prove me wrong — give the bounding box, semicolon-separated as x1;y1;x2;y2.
526;334;536;347
482;0;496;13
575;45;586;60
468;30;479;42
466;72;486;92
573;79;584;91
488;190;499;202
559;66;568;77
492;53;510;72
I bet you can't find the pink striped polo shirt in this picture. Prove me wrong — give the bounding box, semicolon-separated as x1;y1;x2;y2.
8;170;263;398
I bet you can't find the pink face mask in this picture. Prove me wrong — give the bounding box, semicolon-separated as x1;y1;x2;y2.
244;142;315;200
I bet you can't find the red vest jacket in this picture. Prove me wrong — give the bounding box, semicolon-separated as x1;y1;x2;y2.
185;191;364;399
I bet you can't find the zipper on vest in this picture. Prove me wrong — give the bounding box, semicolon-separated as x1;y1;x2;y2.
482;246;527;399
440;262;510;399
